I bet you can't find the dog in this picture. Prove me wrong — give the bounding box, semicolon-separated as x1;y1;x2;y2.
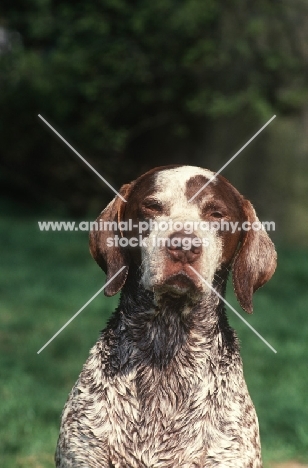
55;165;277;467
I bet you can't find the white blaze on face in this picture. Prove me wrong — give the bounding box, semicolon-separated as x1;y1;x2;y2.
140;166;223;294
155;166;216;218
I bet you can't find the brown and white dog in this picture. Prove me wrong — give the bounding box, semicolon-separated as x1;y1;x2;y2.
56;165;276;468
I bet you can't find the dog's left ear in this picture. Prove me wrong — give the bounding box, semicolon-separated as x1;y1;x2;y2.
89;184;131;296
232;199;277;313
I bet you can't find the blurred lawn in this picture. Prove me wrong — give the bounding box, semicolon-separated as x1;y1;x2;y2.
0;212;308;467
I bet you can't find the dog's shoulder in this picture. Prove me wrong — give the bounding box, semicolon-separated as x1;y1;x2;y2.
55;325;116;467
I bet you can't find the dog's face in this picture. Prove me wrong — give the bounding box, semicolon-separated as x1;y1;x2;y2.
90;165;277;313
123;167;243;299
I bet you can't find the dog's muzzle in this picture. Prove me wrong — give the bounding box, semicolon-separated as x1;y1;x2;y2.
166;231;202;264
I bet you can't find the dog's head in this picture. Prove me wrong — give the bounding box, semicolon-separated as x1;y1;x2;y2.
89;165;276;313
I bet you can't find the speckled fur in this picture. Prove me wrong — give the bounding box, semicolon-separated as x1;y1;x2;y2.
56;166;276;468
56;271;261;468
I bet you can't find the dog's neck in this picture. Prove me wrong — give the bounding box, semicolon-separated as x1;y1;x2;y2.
103;265;239;413
114;264;238;369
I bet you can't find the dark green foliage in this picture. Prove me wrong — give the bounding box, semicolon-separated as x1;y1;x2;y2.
1;0;307;213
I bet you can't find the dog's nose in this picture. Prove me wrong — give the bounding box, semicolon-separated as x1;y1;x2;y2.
167;231;201;264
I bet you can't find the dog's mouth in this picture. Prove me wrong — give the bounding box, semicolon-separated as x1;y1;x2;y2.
166;273;194;289
156;272;198;296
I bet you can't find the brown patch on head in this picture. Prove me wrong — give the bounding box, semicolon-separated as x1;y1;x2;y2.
185;175;211;204
124;164;182;223
123;168;167;264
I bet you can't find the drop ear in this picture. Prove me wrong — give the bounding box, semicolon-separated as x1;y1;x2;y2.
232;199;277;313
89;184;131;296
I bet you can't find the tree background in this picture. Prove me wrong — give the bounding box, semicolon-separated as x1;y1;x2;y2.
1;0;308;244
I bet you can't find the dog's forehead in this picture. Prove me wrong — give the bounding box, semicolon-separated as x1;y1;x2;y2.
128;165;240;208
155;166;215;197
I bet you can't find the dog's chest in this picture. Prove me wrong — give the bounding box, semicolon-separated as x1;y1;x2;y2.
86;352;248;468
104;365;216;467
72;319;261;467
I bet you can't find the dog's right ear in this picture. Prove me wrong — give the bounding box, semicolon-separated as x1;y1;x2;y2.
232;199;277;313
89;184;131;296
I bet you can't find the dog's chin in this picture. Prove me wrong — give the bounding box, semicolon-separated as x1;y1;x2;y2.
153;273;201;299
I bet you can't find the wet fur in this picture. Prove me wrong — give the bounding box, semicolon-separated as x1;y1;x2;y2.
56;166;276;467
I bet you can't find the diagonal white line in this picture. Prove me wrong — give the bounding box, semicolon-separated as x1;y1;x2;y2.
189;115;276;202
37;266;127;354
189;266;277;353
38;114;127;202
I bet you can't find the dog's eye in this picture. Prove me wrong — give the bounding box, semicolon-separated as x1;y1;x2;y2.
202;203;226;219
210;211;224;219
142;199;163;213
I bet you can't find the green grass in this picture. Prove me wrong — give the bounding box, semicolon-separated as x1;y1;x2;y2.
226;250;308;464
0;213;307;467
